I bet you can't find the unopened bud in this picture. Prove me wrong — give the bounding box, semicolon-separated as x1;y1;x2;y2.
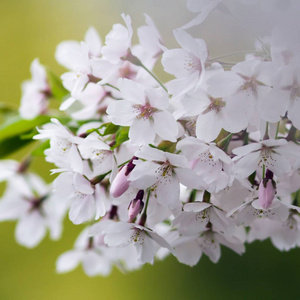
128;190;144;222
110;157;138;198
110;166;130;198
258;178;276;209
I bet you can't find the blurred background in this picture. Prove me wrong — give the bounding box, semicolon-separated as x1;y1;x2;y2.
0;0;300;299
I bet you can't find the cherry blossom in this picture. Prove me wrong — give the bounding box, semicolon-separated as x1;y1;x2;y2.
106;78;178;145
19;59;50;119
2;0;300;278
162;29;208;97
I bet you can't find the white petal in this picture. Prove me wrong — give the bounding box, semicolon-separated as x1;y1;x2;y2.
129;118;155;145
288;98;300;129
258;89;288;123
152;111;178;142
74;173;94;194
135;233;158;264
183;202;211;212
82;251;111;276
107;100;137;126
173;238;202;266
56;250;83;273
129;160;160;189
69;197;95;224
234;151;261;178
15;211;46;248
84;27;102;57
118;78;145;104
196;112;222;142
134;145;166;162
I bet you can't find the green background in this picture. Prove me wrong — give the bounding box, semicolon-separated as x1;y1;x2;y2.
0;0;299;299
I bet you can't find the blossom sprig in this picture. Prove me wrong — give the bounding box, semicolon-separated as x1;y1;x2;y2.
1;0;300;277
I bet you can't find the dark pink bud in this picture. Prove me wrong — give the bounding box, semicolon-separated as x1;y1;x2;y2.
128;190;144;222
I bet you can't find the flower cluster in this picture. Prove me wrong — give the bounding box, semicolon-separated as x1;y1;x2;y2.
1;0;300;276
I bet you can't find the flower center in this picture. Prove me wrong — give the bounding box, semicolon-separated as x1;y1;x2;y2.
184;54;202;73
238;74;261;97
202;97;226;114
134;102;157;119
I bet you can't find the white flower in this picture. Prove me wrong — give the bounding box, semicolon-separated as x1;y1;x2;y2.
233;139;300;178
129;145;205;209
177;137;234;192
173;201;232;236
162;29;207;97
181;0;222;29
60;82;107;121
19;59;50;119
53;172;108;224
56;227;113;276
102;221;173;264
34;118;83;172
77;132;116;176
0;175;63;248
172;228;245;266
101;14;133;64
55;27;102;94
107;78;178;145
227;192;289;227
207;60;274;129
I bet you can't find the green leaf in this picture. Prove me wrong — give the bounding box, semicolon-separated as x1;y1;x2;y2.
31;140;50;157
103;123;120;136
0;115;50;141
0;135;34;158
46;68;69;101
157;140;176;153
20;128;39;140
112;126;129;149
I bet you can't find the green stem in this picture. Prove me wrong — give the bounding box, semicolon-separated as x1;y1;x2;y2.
243;131;249;145
139;62;169;94
188;189;197;203
90;159;131;185
275;121;280;139
103;83;120;91
139;189;151;226
262;164;266;179
203;190;211;203
208;50;257;61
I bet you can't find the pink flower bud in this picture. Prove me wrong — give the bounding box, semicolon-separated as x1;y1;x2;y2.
258;179;275;209
110;166;130;198
110;157;138;198
128;190;144;222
